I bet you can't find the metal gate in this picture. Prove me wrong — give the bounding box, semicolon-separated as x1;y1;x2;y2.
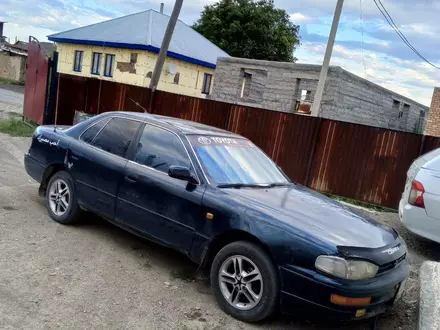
22;37;57;125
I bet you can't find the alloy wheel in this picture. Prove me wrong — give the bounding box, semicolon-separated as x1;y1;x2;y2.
48;179;70;216
218;255;264;310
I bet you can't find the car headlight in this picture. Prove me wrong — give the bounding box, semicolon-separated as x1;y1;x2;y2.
315;256;379;280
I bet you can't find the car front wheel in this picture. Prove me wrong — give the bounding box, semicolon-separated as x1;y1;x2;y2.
46;171;81;225
210;241;280;323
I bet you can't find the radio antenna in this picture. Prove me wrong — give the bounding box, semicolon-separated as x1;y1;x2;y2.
129;97;148;113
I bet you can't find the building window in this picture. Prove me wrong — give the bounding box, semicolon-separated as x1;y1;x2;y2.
104;54;115;77
91;52;102;75
240;72;252;98
202;73;212;94
73;50;83;72
174;72;180;84
301;89;312;102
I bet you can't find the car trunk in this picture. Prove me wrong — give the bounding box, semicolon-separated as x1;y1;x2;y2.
406;148;440;219
420;150;440;220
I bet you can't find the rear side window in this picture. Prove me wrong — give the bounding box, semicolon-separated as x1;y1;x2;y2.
134;124;191;173
92;118;141;158
80;119;108;144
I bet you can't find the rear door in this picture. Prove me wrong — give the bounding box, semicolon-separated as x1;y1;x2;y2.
115;124;206;253
68;117;141;219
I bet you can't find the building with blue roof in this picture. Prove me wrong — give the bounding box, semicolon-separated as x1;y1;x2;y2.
48;9;229;98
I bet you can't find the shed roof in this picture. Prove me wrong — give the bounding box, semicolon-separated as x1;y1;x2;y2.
47;10;229;69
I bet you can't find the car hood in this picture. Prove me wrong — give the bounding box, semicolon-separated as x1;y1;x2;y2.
223;184;397;249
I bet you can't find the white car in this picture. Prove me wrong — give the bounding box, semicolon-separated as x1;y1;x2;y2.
399;148;440;243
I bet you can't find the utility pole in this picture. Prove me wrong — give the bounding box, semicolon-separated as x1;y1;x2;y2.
310;0;344;117
149;0;183;93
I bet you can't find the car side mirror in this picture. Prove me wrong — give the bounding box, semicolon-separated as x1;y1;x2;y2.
168;165;198;184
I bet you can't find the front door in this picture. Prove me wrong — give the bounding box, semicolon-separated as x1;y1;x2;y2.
68;117;141;219
115;124;206;253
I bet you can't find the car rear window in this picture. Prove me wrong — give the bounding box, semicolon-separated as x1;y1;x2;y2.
80;118;109;144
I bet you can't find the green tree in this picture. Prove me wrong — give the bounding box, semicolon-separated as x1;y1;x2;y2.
193;0;300;62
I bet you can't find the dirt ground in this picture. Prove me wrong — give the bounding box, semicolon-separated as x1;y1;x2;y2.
0;129;438;330
0;84;24;120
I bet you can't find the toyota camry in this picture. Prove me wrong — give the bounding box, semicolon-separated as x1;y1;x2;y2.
24;112;409;323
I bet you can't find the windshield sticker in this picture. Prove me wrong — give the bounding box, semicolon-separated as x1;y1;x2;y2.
189;135;252;147
37;135;60;147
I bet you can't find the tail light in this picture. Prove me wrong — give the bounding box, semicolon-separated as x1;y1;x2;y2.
408;180;425;208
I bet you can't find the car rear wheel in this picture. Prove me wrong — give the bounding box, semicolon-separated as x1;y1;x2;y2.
210;241;280;323
46;171;81;225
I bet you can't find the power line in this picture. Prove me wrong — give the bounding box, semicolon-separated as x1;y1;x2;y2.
372;0;440;69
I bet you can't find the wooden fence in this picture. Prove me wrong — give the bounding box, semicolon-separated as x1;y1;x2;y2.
54;74;440;209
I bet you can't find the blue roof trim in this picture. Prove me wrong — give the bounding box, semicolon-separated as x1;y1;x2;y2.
48;37;217;69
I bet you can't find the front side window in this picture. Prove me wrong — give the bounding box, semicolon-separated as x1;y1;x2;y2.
202;73;212;94
91;52;102;75
73;50;83;72
92;118;140;158
104;54;115;77
188;135;288;185
134;125;191;174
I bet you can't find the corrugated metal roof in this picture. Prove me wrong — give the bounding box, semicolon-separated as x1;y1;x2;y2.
47;10;229;69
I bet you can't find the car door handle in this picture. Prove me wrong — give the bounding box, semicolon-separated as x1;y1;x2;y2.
71;155;80;161
125;175;138;183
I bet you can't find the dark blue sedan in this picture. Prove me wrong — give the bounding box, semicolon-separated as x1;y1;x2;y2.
24;112;409;323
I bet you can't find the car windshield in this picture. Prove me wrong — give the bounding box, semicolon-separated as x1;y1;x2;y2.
188;135;289;186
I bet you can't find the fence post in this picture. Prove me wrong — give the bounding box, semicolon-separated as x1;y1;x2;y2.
419;135;426;156
304;117;323;187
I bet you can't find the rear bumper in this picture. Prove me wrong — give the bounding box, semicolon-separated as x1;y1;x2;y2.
280;260;409;321
24;153;45;183
399;199;440;244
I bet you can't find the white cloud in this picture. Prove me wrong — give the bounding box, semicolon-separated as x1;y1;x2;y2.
1;0;439;108
290;12;312;23
297;41;439;106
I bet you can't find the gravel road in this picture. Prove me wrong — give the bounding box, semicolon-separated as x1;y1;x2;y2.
0;84;24;120
0;131;437;330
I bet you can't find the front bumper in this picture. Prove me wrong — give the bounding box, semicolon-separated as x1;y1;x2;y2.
280;260;410;321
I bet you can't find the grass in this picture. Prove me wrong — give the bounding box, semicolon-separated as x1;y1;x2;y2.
0;77;24;85
0;117;36;137
325;193;398;213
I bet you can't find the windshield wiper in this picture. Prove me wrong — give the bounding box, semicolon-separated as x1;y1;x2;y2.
267;182;292;187
217;183;271;189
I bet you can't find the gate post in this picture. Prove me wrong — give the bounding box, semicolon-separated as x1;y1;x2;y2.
44;51;58;125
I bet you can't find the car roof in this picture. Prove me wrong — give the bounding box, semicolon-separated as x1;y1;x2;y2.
108;111;244;138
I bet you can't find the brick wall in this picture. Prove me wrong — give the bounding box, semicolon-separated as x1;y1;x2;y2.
426;87;440;137
211;57;429;133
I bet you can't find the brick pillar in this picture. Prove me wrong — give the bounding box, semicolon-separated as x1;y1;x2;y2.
426;87;440;137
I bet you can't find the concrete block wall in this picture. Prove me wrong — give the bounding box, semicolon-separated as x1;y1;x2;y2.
328;69;429;133
211;57;322;113
0;53;26;83
426;87;440;137
212;57;429;133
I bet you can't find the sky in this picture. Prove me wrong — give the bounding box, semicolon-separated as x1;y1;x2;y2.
1;0;440;106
